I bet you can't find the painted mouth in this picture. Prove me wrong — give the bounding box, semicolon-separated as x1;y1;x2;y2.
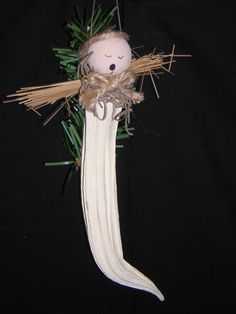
109;63;116;71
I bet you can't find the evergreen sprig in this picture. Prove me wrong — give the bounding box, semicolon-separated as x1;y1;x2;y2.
46;4;134;190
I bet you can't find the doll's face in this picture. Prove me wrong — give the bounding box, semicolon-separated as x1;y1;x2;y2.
87;37;132;75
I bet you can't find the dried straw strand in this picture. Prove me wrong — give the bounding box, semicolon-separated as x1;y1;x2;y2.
129;48;191;76
5;80;81;110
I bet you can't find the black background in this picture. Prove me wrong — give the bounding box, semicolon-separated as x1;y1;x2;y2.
0;0;235;313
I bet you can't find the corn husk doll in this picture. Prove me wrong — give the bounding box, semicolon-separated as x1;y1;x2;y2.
6;9;189;299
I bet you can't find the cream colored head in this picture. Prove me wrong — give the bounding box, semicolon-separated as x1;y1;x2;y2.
79;31;132;75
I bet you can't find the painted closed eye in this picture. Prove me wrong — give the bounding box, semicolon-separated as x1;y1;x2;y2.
105;54;112;57
118;56;124;59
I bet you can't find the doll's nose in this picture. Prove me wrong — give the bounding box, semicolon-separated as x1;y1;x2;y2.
109;64;116;71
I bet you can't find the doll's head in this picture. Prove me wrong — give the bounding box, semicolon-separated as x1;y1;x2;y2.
79;31;132;75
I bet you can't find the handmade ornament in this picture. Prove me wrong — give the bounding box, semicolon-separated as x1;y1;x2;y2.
5;3;190;300
79;31;163;300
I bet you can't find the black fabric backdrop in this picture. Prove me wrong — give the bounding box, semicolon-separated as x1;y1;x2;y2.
0;0;235;313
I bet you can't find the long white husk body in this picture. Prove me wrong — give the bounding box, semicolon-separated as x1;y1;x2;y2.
80;102;164;300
